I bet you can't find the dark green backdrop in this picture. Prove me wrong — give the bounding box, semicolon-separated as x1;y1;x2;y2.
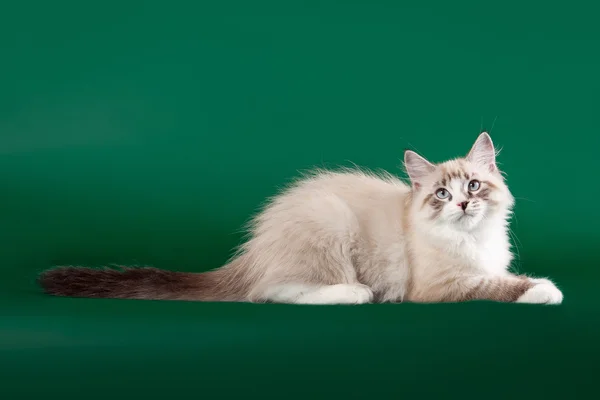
1;1;598;399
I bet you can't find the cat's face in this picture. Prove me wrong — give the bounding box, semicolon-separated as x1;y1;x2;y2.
405;132;514;232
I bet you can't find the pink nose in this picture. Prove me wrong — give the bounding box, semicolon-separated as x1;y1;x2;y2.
458;201;469;211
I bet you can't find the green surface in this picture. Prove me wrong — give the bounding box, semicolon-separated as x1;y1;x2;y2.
1;1;599;399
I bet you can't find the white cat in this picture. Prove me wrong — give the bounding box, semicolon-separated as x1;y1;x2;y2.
40;132;563;305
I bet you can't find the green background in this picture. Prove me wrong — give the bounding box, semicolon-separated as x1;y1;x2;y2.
1;1;598;399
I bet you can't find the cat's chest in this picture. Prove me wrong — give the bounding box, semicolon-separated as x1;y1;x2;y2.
458;236;512;274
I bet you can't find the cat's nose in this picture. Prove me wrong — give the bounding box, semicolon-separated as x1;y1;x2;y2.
459;201;469;211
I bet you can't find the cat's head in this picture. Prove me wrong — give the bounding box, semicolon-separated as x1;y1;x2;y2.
404;132;514;232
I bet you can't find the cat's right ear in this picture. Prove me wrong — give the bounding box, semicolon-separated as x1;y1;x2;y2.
404;150;435;190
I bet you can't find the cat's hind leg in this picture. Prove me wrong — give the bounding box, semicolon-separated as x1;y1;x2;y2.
261;283;374;305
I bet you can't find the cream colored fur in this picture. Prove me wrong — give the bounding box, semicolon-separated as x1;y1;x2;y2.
220;132;563;305
40;132;564;305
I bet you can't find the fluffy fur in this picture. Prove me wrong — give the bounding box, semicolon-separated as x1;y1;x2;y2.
39;132;563;305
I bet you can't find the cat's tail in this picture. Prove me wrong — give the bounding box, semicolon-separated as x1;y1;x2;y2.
37;264;248;302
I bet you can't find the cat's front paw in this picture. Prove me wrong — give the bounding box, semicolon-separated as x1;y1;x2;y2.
516;279;563;305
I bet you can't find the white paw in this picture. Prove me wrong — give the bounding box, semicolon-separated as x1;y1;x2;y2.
330;284;374;304
300;284;374;305
517;280;563;305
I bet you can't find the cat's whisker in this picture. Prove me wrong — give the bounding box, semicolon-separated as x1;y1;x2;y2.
508;229;523;274
490;115;498;135
513;196;536;203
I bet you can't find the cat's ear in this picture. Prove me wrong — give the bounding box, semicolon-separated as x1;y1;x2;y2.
404;150;435;189
466;132;497;172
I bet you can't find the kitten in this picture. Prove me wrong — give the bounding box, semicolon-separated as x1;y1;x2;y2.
39;132;563;305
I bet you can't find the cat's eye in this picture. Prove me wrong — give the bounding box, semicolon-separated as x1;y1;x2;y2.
468;180;481;191
435;188;450;200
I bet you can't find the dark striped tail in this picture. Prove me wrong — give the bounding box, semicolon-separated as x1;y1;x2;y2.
38;266;237;301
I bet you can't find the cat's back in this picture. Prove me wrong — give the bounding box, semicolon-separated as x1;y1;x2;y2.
252;168;409;232
288;168;409;200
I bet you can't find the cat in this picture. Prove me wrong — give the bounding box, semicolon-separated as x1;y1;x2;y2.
38;132;563;305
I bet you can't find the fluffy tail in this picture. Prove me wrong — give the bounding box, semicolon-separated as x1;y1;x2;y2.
38;265;244;301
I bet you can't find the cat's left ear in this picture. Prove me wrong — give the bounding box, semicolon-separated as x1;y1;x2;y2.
466;132;497;172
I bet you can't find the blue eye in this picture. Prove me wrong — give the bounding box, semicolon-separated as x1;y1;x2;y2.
435;188;450;199
468;180;481;191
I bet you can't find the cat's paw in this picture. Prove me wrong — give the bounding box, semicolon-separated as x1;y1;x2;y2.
303;284;374;305
528;277;555;286
342;284;375;304
516;280;563;305
326;284;374;304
